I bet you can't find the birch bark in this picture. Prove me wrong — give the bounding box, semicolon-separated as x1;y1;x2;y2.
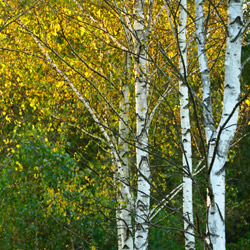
115;164;123;250
133;1;150;249
117;52;134;250
194;0;215;142
194;1;215;247
195;0;243;249
206;1;243;249
179;1;195;249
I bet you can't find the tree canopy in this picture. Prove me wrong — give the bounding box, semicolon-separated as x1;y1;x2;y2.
0;0;249;249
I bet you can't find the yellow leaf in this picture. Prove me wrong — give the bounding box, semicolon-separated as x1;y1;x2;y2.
80;27;85;36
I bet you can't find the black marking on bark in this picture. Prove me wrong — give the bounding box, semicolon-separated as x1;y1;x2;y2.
224;84;233;89
215;203;225;223
138;156;149;169
195;36;201;45
183;138;188;143
215;162;228;176
230;16;243;26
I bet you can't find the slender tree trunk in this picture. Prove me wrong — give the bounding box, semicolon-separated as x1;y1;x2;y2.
118;52;134;250
194;1;213;248
194;0;214;142
206;1;243;249
194;0;215;248
116;209;123;250
195;0;243;248
133;1;150;249
179;1;195;249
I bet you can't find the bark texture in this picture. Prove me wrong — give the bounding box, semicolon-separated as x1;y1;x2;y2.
207;1;243;249
133;1;150;249
195;0;215;142
194;0;243;249
117;53;134;250
179;0;195;249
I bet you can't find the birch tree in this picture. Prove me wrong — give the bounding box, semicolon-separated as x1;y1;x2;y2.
1;0;249;249
133;1;150;249
194;0;244;249
116;52;133;250
179;0;195;249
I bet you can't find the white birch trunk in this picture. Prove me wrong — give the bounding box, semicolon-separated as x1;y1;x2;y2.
194;0;215;143
207;1;243;249
194;1;215;248
116;183;123;250
179;1;195;249
133;1;150;249
117;52;134;250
